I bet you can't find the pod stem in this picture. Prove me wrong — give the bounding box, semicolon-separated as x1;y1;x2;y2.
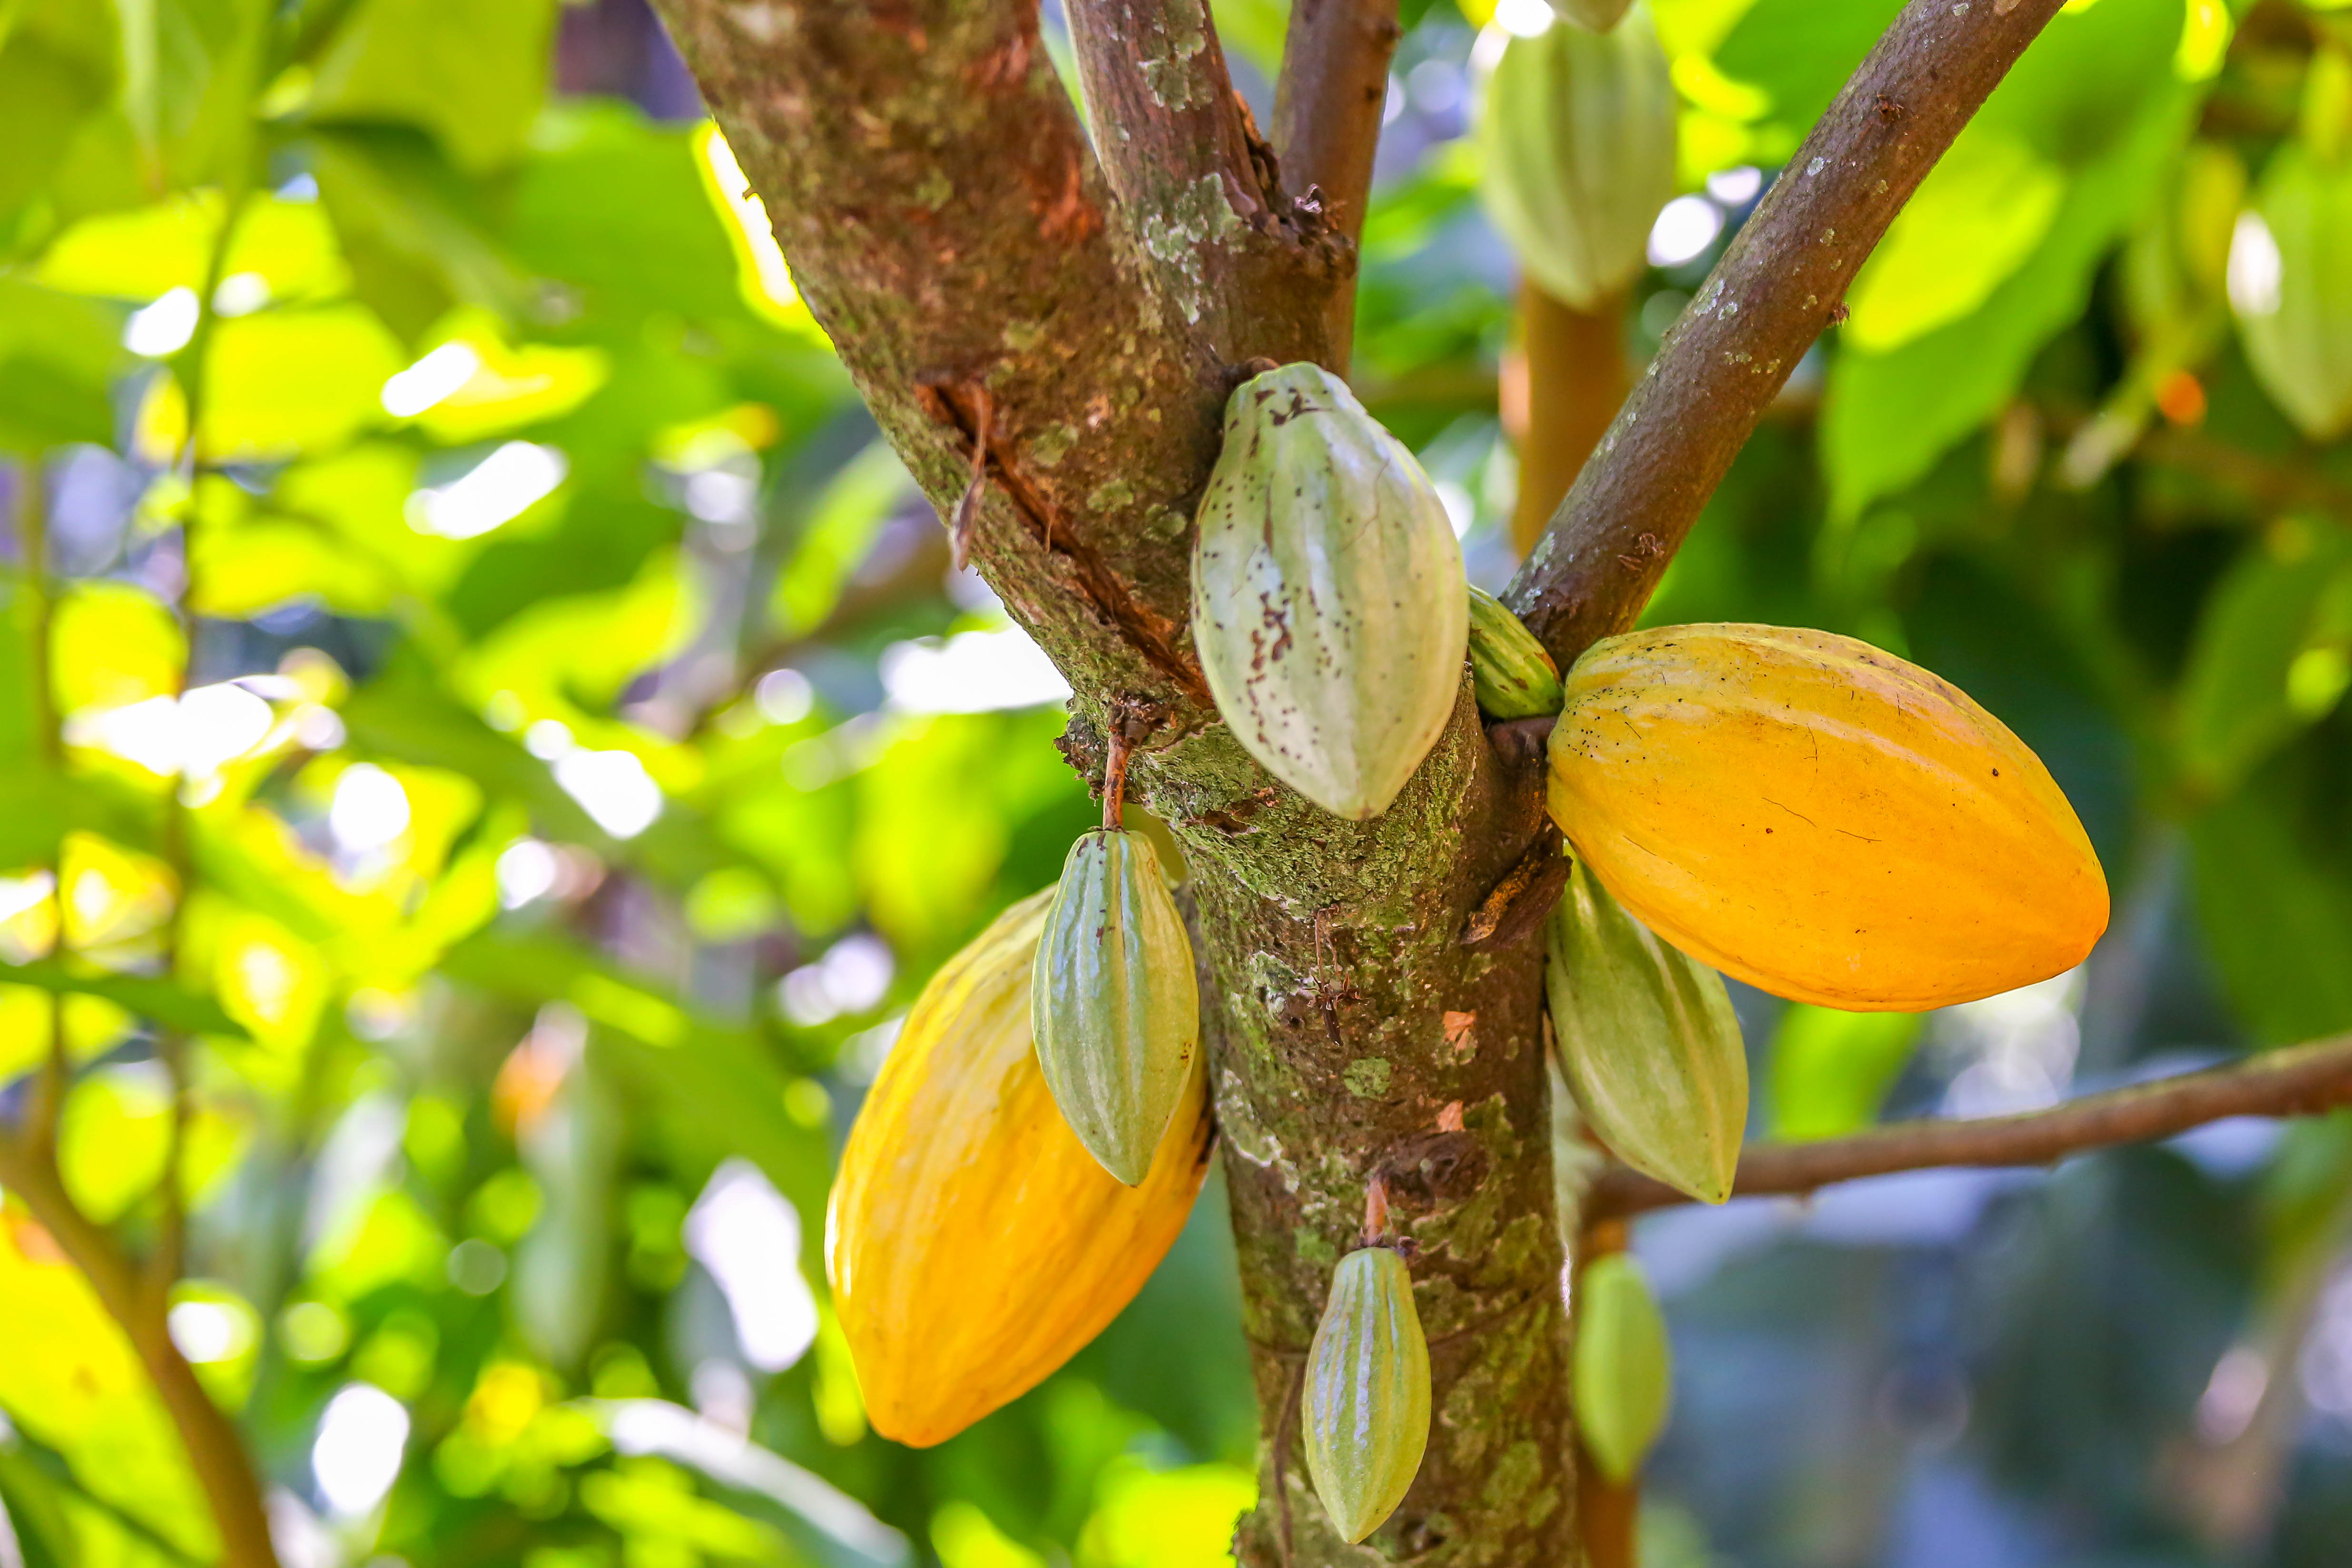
1098;699;1165;832
1102;719;1130;832
1362;1173;1390;1247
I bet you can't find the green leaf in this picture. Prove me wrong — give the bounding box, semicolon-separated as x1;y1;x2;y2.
1842;132;2066;353
308;126;533;341
304;0;557;172
505;102;758;333
2191;745;2352;1044
0;958;247;1039
110;0;269;189
0;1214;212;1565
0;278;121;453
770;441;915;638
142;304;404;461
38;191;348;305
2176;524;2352;797
1767;1003;1923;1142
0;3;116;228
1821;61;2193;517
51;582;183;714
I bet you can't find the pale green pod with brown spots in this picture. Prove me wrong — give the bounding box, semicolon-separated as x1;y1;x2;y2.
1303;1244;1431;1543
1191;363;1469;820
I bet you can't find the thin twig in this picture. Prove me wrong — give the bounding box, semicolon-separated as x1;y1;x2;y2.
1506;0;2073;665
1588;1033;2352;1221
16;456;69;1152
0;1139;280;1566
1270;0;1400;363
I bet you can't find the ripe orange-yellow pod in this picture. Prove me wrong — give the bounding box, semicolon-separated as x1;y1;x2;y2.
1546;624;2108;1011
825;887;1213;1447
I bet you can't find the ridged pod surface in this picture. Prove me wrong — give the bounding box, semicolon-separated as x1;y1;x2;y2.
1191;363;1468;820
1467;584;1565;719
1573;1253;1672;1484
1475;6;1676;310
1546;859;1746;1204
826;888;1213;1447
1549;0;1635;30
1547;624;2110;1010
2234;141;2352;441
1303;1246;1431;1544
1032;829;1200;1185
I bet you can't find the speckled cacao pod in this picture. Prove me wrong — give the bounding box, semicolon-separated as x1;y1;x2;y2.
1032;829;1200;1185
1546;858;1746;1205
1191;363;1469;821
1304;1245;1431;1544
1467;584;1564;719
1574;1252;1672;1484
1546;623;2109;1010
2233;140;2352;440
827;888;1213;1447
1476;5;1676;310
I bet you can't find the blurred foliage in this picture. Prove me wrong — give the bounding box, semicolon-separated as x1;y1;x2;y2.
2;0;2352;1565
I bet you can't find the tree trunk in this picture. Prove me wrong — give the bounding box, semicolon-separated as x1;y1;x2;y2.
646;0;2079;1558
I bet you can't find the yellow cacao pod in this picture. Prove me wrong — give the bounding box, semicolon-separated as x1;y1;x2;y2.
1032;829;1200;1185
1191;363;1469;820
1574;1252;1671;1485
1475;6;1676;310
826;888;1213;1447
1303;1245;1431;1544
1547;624;2108;1011
1547;858;1745;1205
1467;584;1564;719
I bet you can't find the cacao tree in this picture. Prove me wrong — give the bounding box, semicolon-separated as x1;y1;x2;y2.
7;0;2352;1566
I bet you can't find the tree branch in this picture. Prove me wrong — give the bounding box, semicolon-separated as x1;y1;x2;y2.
1271;0;1401;364
1587;1033;2352;1222
649;0;1224;714
1504;0;2071;663
1064;0;1349;366
0;1139;281;1567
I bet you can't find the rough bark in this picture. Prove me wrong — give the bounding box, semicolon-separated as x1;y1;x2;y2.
648;0;1575;1560
1269;0;1402;361
647;0;2084;1560
1063;0;1350;365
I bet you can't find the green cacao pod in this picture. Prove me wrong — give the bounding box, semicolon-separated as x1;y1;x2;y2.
1303;1245;1431;1544
2233;138;2352;440
1549;0;1635;30
1546;858;1746;1205
1574;1252;1672;1485
1475;5;1676;310
1032;829;1201;1185
1467;584;1564;718
1191;363;1468;820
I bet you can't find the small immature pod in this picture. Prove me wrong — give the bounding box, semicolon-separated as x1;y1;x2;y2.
1304;1245;1432;1544
1546;858;1746;1205
1466;584;1565;719
1033;829;1200;1185
1574;1252;1673;1484
1191;363;1469;821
